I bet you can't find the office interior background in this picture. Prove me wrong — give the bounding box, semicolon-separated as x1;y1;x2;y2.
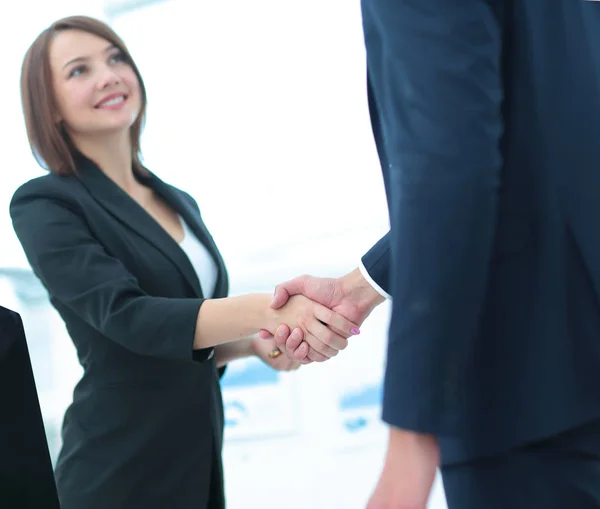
1;0;447;507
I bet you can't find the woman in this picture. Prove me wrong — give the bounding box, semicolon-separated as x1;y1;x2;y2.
11;16;358;509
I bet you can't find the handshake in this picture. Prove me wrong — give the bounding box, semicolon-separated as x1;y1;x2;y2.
259;268;386;364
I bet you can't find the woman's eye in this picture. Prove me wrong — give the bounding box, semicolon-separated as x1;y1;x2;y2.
69;66;86;78
109;52;127;64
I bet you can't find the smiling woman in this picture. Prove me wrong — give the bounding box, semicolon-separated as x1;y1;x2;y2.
20;17;147;177
51;33;140;133
12;15;360;509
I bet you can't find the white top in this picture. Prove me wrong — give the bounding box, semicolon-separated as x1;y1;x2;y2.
178;216;219;299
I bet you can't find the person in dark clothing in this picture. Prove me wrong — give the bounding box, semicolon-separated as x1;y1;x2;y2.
11;15;359;509
0;306;60;509
265;1;600;507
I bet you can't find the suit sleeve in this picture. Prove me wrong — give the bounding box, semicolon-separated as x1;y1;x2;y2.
10;186;209;363
361;232;392;297
367;1;504;435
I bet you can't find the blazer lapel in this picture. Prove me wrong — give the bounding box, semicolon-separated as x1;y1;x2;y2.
148;176;230;299
76;157;205;298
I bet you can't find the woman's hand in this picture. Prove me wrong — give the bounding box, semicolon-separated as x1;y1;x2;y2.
251;333;300;371
266;295;359;362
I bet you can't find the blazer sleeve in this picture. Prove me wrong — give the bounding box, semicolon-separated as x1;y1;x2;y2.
10;183;208;363
367;1;504;435
361;232;392;297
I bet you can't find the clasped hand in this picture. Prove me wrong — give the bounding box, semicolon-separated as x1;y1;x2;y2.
261;270;384;363
264;293;360;362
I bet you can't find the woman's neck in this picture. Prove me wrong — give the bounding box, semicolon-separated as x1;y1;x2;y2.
74;131;139;192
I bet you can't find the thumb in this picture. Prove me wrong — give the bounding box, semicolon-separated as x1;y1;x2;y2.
270;276;309;309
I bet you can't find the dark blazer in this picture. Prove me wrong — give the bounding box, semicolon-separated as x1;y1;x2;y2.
361;0;600;464
0;306;60;509
10;154;230;509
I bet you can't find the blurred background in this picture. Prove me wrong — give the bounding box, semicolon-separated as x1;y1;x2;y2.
0;0;447;507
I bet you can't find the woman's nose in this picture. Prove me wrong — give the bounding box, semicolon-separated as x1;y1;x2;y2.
96;66;121;89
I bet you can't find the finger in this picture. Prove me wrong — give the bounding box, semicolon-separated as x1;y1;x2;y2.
273;325;298;361
270;276;309;309
258;329;274;339
319;321;351;340
306;318;348;352
293;341;310;361
296;351;313;365
314;304;360;339
274;326;290;348
316;318;349;340
305;341;328;363
270;287;291;310
275;324;291;338
285;328;304;353
302;329;338;358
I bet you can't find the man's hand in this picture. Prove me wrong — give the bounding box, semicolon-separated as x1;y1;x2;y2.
259;268;385;362
367;428;439;509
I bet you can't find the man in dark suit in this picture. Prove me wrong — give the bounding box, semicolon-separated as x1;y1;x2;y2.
0;306;61;508
263;1;600;507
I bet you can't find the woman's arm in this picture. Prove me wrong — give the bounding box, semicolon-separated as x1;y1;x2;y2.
193;294;272;349
214;337;254;368
194;294;358;358
11;186;358;363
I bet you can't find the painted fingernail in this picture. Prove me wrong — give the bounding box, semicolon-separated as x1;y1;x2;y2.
351;328;360;335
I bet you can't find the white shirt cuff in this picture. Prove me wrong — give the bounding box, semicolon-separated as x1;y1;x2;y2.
359;260;392;300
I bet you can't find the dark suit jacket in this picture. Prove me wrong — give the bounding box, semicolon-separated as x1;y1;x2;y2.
10;154;230;509
361;0;600;464
0;306;60;509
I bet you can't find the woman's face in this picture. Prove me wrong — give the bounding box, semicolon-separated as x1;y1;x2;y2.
49;29;142;140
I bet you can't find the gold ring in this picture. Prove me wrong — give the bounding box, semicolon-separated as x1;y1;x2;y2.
268;348;283;359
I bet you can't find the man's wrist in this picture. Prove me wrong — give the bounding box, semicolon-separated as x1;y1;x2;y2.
387;426;439;458
340;268;386;314
358;262;392;300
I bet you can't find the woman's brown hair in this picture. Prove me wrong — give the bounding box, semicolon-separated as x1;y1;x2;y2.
20;15;148;176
